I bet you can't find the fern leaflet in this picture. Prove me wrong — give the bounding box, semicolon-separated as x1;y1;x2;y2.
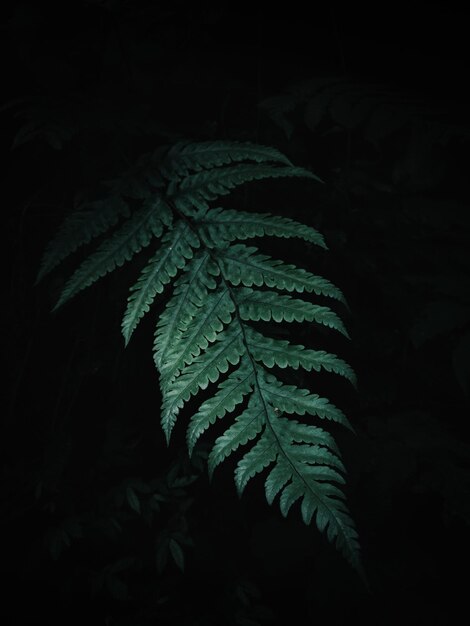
170;164;321;216
195;207;327;249
122;222;199;345
218;244;347;305
160;140;293;179
36;195;130;283
236;288;349;336
53;198;172;311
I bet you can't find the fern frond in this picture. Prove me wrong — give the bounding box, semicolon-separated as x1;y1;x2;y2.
258;372;353;431
160;323;245;443
245;326;357;386
160;140;293;179
264;417;341;457
122;223;200;345
153;251;220;370
234;428;278;492
219;244;347;304
53;199;172;310
39;140;364;580
284;480;360;572
170;164;321;217
207;393;265;478
161;284;235;382
235;407;361;572
187;358;255;455
36;195;129;283
237;430;345;498
236;288;349;337
196;207;327;249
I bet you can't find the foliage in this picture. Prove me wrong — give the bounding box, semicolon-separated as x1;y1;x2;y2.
37;140;363;577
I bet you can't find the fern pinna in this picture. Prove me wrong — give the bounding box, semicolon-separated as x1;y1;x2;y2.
38;141;364;578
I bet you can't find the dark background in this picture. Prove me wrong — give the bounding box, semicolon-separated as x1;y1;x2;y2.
2;2;469;625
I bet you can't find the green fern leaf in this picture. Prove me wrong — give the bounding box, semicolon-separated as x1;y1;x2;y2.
36;195;129;283
218;244;347;305
264;417;342;462
161;140;293;179
263;436;343;507
245;327;356;386
195;207;327;249
187;358;255;456
258;372;353;431
207;393;265;478
161;284;235;382
38;140;364;580
170;164;321;217
160;323;245;443
122;222;200;345
264;457;292;505
153;251;220;369
236;288;349;336
234;428;278;494
235;406;361;572
54;199;172;310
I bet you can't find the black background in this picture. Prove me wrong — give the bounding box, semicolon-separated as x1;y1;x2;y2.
2;2;469;625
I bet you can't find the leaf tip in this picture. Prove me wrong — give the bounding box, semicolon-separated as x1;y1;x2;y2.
122;326;132;347
34;271;44;287
51;299;63;314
